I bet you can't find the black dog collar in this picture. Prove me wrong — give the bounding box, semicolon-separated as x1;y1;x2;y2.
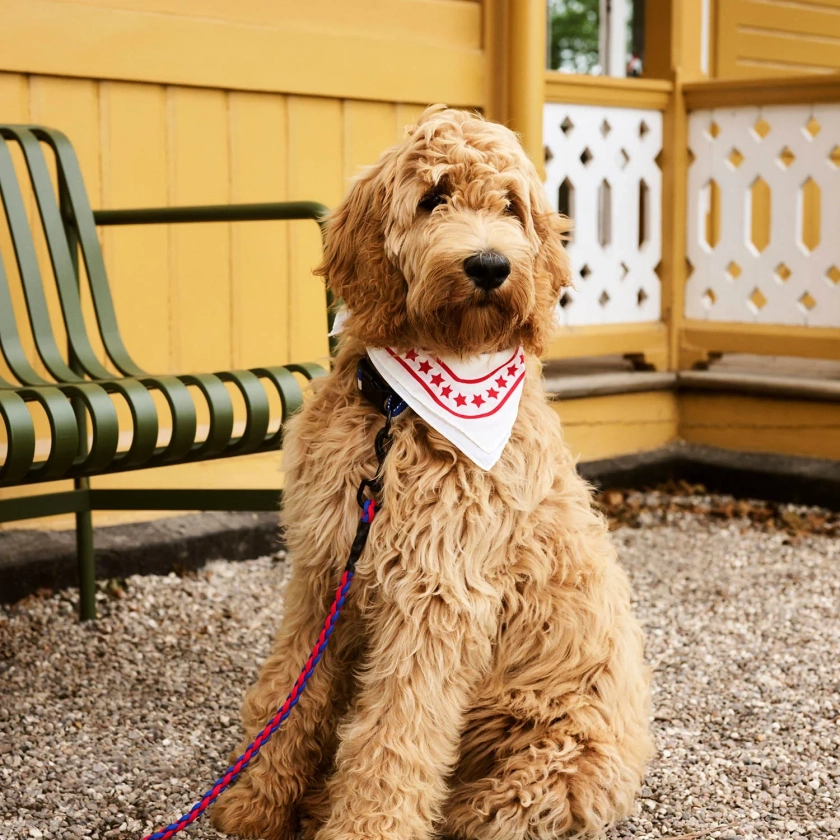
357;355;409;419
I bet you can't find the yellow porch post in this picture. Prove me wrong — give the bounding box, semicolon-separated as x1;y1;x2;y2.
659;68;689;370
645;0;707;369
644;0;708;82
507;0;547;178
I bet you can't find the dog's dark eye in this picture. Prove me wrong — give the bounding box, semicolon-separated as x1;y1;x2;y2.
419;193;447;212
504;199;525;223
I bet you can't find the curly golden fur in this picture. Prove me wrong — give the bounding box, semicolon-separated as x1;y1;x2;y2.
211;106;652;840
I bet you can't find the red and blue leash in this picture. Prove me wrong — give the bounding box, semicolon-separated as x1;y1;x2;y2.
143;365;405;840
143;498;376;840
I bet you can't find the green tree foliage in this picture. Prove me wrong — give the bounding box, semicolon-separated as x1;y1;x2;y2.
549;0;601;74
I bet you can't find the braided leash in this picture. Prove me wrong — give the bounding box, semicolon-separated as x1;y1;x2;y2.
143;499;375;840
142;375;404;840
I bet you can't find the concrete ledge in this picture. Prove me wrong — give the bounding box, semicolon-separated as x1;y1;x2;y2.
545;368;840;403
580;442;840;511
0;511;281;605
545;371;676;400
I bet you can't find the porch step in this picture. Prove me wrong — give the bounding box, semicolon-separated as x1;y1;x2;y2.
543;352;840;402
544;370;676;400
680;371;840;403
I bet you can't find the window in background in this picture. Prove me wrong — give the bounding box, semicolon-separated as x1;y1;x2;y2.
547;0;645;78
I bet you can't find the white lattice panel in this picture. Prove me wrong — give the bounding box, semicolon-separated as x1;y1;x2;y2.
544;102;663;327
685;104;840;327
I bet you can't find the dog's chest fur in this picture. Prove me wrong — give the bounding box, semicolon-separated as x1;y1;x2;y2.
281;346;613;700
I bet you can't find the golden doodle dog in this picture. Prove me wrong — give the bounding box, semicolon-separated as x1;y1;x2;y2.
212;106;652;840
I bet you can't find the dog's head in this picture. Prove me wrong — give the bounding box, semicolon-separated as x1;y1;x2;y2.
316;106;571;357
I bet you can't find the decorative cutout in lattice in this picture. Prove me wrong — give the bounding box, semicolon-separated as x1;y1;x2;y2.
685;104;840;327
748;177;771;254
728;148;744;169
798;178;821;254
749;287;768;313
544;103;663;326
700;180;721;250
752;117;771;140
778;147;795;169
775;262;791;283
726;261;742;281
799;291;817;312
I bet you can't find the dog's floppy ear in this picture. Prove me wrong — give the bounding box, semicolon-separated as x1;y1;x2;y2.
315;153;409;347
521;172;573;355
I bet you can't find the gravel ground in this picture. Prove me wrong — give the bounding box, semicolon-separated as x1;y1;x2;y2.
1;496;839;840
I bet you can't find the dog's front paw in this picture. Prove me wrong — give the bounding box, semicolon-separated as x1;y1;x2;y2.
314;818;399;840
210;781;294;839
444;773;577;840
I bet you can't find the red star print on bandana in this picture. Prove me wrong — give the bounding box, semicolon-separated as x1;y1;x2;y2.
329;304;528;470
384;347;525;420
365;345;527;470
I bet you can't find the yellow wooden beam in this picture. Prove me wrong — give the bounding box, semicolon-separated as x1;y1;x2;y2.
544;73;673;110
553;391;679;462
708;0;720;79
681;320;840;365
680;393;840;461
0;0;484;106
643;0;707;80
660;69;688;371
684;73;840;110
483;0;510;125
546;323;670;370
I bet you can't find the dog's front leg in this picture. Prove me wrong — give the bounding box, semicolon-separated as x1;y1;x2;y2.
314;593;497;840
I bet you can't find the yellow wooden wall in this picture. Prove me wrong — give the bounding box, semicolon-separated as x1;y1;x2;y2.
0;0;484;530
0;1;484;105
644;0;840;80
715;0;840;78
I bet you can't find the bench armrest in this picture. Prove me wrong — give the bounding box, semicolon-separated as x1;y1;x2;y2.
92;200;329;228
92;199;338;348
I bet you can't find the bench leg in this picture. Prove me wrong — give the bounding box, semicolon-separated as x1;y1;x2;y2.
61;183;97;621
75;476;96;621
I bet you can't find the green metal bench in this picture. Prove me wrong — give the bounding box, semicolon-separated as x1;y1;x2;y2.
0;124;330;620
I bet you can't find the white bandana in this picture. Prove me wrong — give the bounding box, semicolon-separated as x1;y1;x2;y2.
329;307;528;470
367;346;525;471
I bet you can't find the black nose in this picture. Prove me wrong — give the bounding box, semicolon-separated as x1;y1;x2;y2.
463;251;511;291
